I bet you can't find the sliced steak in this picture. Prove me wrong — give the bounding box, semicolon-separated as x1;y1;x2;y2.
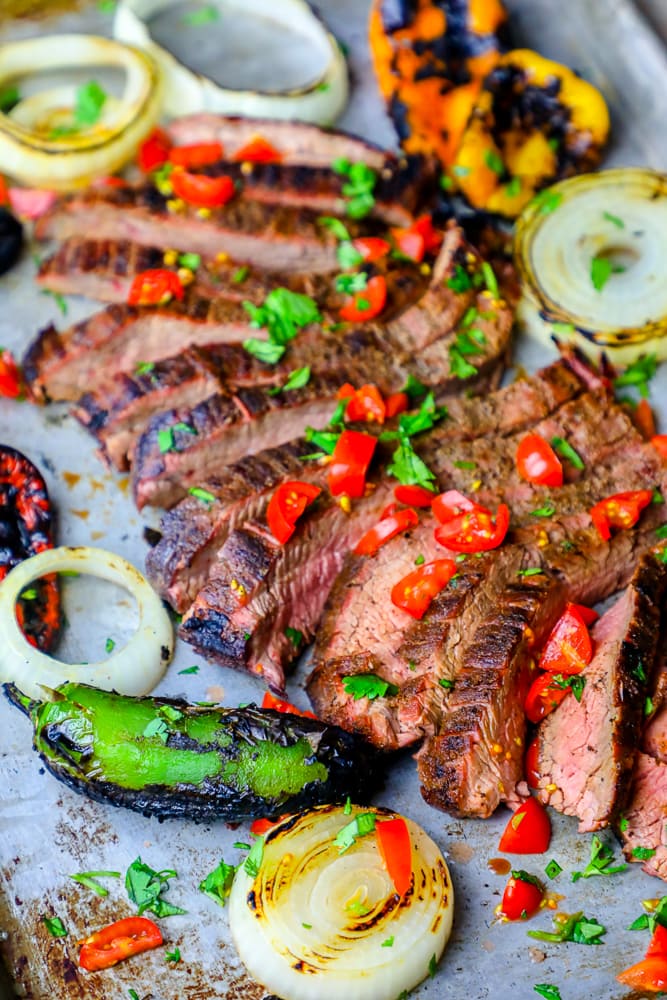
617;752;667;880
534;550;667;832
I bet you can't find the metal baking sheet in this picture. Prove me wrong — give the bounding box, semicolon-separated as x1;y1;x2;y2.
2;2;667;998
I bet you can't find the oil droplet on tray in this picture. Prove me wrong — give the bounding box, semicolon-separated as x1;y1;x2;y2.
449;841;475;864
62;471;80;489
487;857;511;876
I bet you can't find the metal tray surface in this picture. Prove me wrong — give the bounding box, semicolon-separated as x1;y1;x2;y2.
1;2;667;998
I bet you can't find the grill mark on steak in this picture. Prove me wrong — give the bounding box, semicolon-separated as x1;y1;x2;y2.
535;549;667;832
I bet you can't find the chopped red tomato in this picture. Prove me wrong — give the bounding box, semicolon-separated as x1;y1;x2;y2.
352;237;391;262
385;392;409;419
328;430;377;498
138;127;171;171
412;215;443;254
569;603;599;627
376;817;412;896
8;187;56;219
537;604;593;676
617;956;667;993
354;507;419;555
128;268;184;306
524;672;570;724
391;214;443;262
78;916;162;972
394;484;434;508
516;433;563;488
524;737;541;790
391;558;457;619
652;435;667;460
0;175;8;205
250;816;277;836
169;142;224;168
261;691;317;719
266;481;321;544
171;169;236;208
499;870;544;921
233;137;282;163
434;503;510;553
339;275;387;322
432;489;487;524
589;489;654;541
498;796;551;854
0;349;22;398
634;399;657;440
338;383;386;423
646;924;667;959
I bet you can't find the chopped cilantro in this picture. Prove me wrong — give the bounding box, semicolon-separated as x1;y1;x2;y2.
551;436;584;470
105;637;115;654
655;525;667;540
41;289;68;316
243;288;321;361
232;265;249;284
233;842;251;851
337;240;364;270
199;859;236;907
0;85;20;113
481;261;499;299
165;947;181;962
628;895;667;932
613;354;658;399
517;567;544;577
43;915;68;937
97;0;117;9
531;503;556;518
243;338;286;364
189;486;216;505
544;859;562;880
19;588;37;600
268;366;311;395
534;986;562;1000
484;149;505;175
135;361;155;376
343;796;352;815
446;263;473;293
632;845;656;860
415;554;425;566
387;436;437;491
342;674;399;700
178;252;201;271
69;870;120;896
182;4;219;24
439;678;454;690
304;426;341;455
334;812;377;852
428;953;438;978
382;936;394;947
453;459;476;470
505;177;522;198
551;321;576;336
285;626;303;647
571;835;626;882
332;160;377;219
530;189;563;215
646;696;655;716
73;80;107;128
318;216;352;242
335;272;368;295
528;910;606;945
143;718;169;743
591;255;625;292
302;921;312;929
402;374;428;399
550;672;586;702
128;990;140;1000
178;665;199;675
125;858;186;918
603;211;624;229
244;836;265;878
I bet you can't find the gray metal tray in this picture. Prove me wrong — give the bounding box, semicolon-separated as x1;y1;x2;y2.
2;2;667;998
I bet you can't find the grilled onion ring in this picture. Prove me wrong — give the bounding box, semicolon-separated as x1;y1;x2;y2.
114;0;348;124
0;546;172;699
0;34;162;189
514;168;667;364
229;804;454;1000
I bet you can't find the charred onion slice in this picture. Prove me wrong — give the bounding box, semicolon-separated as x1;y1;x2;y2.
229;804;454;1000
0;546;172;698
514;168;667;364
0;34;162;189
114;0;348;124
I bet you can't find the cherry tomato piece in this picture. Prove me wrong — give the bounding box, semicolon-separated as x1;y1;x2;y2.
138;127;171;172
516;433;563;488
434;503;510;553
432;489;488;524
524;737;541;790
376;817;412;896
354;507;419;555
412;214;443;254
338;383;386;423
0;349;22;398
261;691;317;719
339;274;387;322
652;435;667;460
78;916;162;972
617;956;667;993
537;604;593;676
233;137;283;163
524;671;570;724
170;169;236;208
394;484;435;507
266;481;321;544
352;237;391;262
498;796;551;854
646;924;667;959
499;870;544;921
169;142;224;168
391;558;457;619
569;603;599;627
328;430;377;498
385;392;409;418
392;227;425;262
127;268;184;306
590;489;654;541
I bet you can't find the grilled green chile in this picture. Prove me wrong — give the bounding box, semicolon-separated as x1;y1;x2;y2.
5;682;381;821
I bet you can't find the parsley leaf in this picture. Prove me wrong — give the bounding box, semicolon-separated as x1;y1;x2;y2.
285;626;303;647
304;426;341;455
243;338;286;364
337;241;364;269
342;674;399;700
178;252;201;271
0;85;20;113
632;845;656;860
484;149;505;175
449;346;478;379
199;859;236;907
318;216;352;242
189;486;216;505
517;567;544;578
544;859;563;880
125;858;186;918
335;272;368;295
531;503;556;518
232;265;249;284
550;672;586;703
446;263;473;293
551;436;584;470
43;915;68;937
481;261;499;299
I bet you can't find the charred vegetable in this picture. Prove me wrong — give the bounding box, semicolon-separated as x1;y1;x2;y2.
0;207;23;276
0;445;59;651
5;682;382;821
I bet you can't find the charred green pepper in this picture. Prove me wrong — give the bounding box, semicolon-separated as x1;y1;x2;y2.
5;682;382;821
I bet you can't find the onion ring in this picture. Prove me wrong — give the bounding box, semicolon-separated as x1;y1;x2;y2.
114;0;348;124
0;546;173;699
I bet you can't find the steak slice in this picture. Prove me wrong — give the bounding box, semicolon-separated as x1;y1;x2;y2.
534;549;667;832
617;751;667;881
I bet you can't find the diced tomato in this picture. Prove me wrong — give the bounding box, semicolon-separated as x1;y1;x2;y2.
266;480;321;544
0;175;8;205
250;817;277;836
524;671;570;724
170;169;236;208
261;691;317;719
646;924;667;959
392;227;425;262
385;392;409;419
0;349;22;399
516;433;563;488
8;187;56;219
233;137;282;163
617;956;667;993
434;503;510;553
498;796;551;854
339;275;387;322
127;268;184;306
634;398;657;440
352;237;391;262
537;604;593;676
394;484;434;508
391;558;457;619
78;916;162;972
338;382;386;423
412;214;443;254
138;127;171;172
169;142;224;168
589;489;654;542
499;870;544;920
328;429;377;498
376;817;412;896
524;737;541;790
432;489;488;524
380;502;399;520
569;603;599;627
652;435;667;460
354;507;419;555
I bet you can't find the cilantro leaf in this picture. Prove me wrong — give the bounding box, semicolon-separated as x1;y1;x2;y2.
446;263;473;293
591;255;625;292
387;436;437;490
285;626;303;647
165;947;181;962
43;915;68;937
243;338;286;364
189;486;216;505
484;149;504;176
125;858;186;918
632;845;656;860
74;80;107;128
199;859;236;907
531;503;556;518
335;272;368;295
534;986;562;1000
243;837;265;878
342;674;399;701
528;910;606;945
318;216;352;242
449;346;478;380
182;4;219;24
178;665;199;675
613;354;658;399
178;252;201;271
530;189;563;215
337;241;364;270
243;288;321;347
268;366;311;395
603;211;624;229
304;426;341;455
232;265;249;284
0;85;20;113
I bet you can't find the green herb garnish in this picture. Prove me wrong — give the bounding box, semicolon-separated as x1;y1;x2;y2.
178;252;201;271
534;986;562;1000
332;159;377;219
517;567;544;577
43;915;68;937
571;835;626;882
199;859;236;907
178;665;199;675
342;674;399;701
0;86;20;113
531;503;556;518
528;910;606;945
603;211;624;229
126;858;186;918
244;837;265;878
285;626;303;647
484;149;505;175
591;255;625;292
189;486;216;506
183;4;219;25
530;189;563;215
74;80;107;128
613;354;658;399
545;859;562;880
551;436;584;470
165;947;181;963
69;870;120;897
334;812;377;853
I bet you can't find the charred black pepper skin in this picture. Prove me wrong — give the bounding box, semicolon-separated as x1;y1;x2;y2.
0;208;23;276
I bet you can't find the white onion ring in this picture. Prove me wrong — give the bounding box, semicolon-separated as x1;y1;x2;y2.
229;804;454;1000
0;546;173;699
114;0;348;124
0;34;162;189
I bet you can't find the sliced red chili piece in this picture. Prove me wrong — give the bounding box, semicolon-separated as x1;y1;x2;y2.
0;349;22;398
137;127;171;172
339;274;387;322
376;817;412;896
169;142;224;168
352;236;391;262
498;796;551;854
617;956;667;993
338;383;386;424
516;433;563;488
499;870;544;921
328;430;377;498
431;489;488;524
78;916;162;972
652;435;667;460
354;507;419;555
261;691;317;719
524;671;570;724
390;558;456;619
434;503;510;553
128;269;184;307
524;737;541;790
233;137;283;163
646;925;667;959
394;484;434;507
589;489;654;541
171;169;236;208
266;481;321;544
537;604;593;676
385;392;409;419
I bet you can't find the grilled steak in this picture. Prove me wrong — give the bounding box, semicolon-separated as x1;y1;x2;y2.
534;550;667;832
617;751;667;880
